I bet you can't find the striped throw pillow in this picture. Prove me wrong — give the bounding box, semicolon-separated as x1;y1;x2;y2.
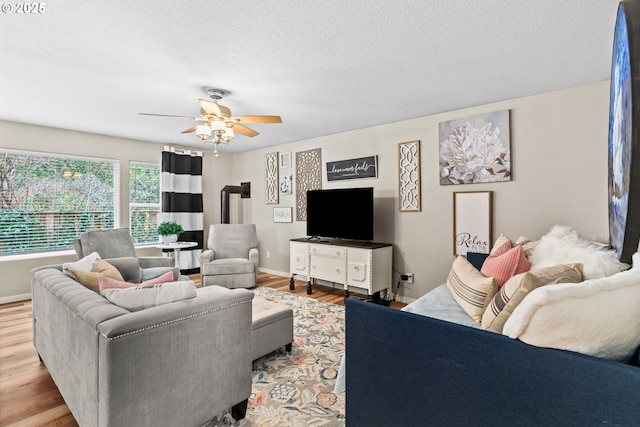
482;263;583;333
447;256;497;322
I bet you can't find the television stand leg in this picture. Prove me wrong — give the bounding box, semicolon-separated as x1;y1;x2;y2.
344;288;350;302
307;280;313;295
289;275;295;290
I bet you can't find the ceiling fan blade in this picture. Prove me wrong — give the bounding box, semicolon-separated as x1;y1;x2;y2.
198;99;221;116
234;115;282;124
181;125;198;134
231;123;259;137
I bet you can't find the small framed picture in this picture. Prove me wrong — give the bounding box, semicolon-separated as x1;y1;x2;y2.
273;207;293;223
280;152;292;168
453;191;493;255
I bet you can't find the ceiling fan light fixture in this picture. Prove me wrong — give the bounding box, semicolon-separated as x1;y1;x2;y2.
196;125;211;140
210;120;226;131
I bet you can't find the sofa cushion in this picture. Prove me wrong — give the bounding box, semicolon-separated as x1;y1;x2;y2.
101;281;198;311
62;251;100;277
481;263;583;333
98;271;174;292
529;224;628;280
481;241;530;288
68;259;124;293
446;255;497;322
201;258;255;275
503;252;640;361
403;283;480;329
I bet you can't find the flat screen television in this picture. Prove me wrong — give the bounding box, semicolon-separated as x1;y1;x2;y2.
306;187;374;241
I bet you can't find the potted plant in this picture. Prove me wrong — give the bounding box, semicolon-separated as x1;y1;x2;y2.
157;221;184;244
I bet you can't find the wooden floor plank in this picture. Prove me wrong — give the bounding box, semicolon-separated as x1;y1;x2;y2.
0;272;405;425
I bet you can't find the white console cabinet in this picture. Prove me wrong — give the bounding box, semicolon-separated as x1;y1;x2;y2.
289;238;392;298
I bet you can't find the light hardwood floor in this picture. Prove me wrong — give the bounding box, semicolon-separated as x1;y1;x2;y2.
0;273;404;426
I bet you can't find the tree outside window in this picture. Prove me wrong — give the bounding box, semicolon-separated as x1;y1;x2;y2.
0;150;117;255
129;162;160;244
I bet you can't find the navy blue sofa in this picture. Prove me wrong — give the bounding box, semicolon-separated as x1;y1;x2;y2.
345;298;640;427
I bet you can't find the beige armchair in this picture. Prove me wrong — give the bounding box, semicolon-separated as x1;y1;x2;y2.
199;224;259;288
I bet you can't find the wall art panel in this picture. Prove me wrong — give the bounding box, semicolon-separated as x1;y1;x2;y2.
295;148;322;221
398;140;421;211
265;152;279;204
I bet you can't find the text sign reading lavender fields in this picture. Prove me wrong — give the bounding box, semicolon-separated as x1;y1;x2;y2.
326;156;378;181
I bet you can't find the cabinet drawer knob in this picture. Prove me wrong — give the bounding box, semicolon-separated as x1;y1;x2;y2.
336;269;341;273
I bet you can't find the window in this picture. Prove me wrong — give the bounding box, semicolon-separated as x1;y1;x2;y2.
0;150;118;255
129;162;160;244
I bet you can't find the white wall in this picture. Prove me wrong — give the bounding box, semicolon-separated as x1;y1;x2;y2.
0;80;611;303
230;81;610;302
0;121;233;302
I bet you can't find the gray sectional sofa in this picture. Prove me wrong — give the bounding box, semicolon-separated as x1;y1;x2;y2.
31;265;254;427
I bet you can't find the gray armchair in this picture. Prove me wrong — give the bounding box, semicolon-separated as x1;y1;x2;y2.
200;224;259;288
73;228;178;283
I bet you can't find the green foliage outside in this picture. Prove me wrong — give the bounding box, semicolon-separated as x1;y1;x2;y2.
129;163;161;244
0;152;117;254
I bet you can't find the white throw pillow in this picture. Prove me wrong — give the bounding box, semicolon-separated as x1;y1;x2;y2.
503;252;640;361
529;225;628;280
62;251;101;277
101;281;197;311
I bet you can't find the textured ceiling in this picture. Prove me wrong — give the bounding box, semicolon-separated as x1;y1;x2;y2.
0;0;621;154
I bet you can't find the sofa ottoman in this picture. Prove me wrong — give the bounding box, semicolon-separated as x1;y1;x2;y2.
252;297;294;360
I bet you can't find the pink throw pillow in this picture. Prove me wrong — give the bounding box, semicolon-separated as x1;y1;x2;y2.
481;245;530;288
99;271;174;292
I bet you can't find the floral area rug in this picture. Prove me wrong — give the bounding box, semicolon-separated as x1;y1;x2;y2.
205;287;346;427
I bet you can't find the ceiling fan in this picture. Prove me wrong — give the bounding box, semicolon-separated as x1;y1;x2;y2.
139;88;282;155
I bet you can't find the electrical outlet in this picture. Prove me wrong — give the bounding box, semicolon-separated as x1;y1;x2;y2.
400;273;414;283
267;251;271;258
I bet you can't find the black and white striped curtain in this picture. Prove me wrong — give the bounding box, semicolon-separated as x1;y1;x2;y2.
161;146;204;274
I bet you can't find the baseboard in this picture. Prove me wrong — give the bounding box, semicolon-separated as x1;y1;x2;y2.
257;267;416;305
0;293;31;305
258;267;290;278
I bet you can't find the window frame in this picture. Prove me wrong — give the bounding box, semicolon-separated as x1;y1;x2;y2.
129;161;161;245
0;148;120;256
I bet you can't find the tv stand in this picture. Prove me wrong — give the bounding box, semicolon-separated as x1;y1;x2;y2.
289;238;392;298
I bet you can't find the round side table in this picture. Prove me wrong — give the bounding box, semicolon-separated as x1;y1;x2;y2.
155;241;197;268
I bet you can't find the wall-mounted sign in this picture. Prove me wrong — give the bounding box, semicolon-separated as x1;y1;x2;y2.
326;155;378;181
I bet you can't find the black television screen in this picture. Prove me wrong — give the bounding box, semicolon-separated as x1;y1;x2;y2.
306;187;374;241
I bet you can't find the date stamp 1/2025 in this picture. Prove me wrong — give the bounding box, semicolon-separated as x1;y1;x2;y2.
2;3;45;13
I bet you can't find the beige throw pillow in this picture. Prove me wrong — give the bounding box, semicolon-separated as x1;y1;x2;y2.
482;263;583;333
447;256;497;322
69;259;124;293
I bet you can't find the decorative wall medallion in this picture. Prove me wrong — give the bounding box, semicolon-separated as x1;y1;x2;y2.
265;152;279;204
398;140;421;212
295;148;322;221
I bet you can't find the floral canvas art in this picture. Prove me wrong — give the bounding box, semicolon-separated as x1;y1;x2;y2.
439;110;511;185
